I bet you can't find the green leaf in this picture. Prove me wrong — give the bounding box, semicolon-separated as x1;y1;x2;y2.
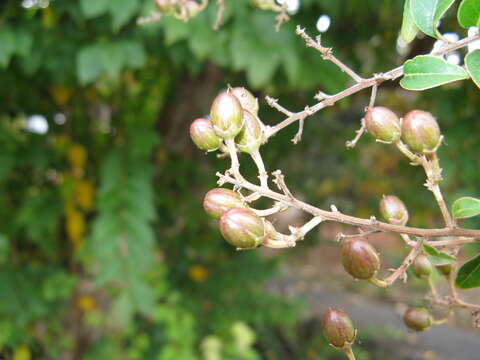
109;0;139;31
401;0;419;43
456;253;480;288
77;45;103;85
452;196;480;219
465;49;480;89
400;55;469;90
410;0;455;38
0;28;15;67
101;43;124;79
80;0;109;18
458;0;480;28
423;244;456;265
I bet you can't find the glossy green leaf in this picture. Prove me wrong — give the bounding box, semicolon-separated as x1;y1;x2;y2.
401;0;419;43
458;0;480;28
465;49;480;89
423;244;456;266
456;253;480;288
452;196;480;219
410;0;455;38
400;55;469;90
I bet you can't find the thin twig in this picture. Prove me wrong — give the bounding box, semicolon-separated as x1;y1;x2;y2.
213;0;225;30
346;118;366;149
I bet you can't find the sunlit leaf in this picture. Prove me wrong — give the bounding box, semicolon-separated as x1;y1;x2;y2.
401;0;419;43
410;0;455;38
456;253;480;289
452;196;480;219
458;0;480;28
465;49;480;89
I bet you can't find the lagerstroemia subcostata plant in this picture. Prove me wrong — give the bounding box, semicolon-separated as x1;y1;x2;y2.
188;1;480;359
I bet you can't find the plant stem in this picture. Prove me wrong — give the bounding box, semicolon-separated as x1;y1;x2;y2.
343;345;357;360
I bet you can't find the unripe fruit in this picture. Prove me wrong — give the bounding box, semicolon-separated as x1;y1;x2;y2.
220;208;265;249
437;264;453;277
379;195;409;226
403;307;432;331
190;118;222;152
402;110;441;153
203;188;245;219
365;106;401;142
235;110;262;154
412;255;433;278
341;237;380;280
322;308;356;348
231;87;259;116
210;91;244;139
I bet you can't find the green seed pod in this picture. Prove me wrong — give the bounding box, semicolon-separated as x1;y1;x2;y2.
412;255;433;278
379;195;409;226
322;308;356;348
341;237;380;280
402;110;441;153
219;208;265;249
403;307;432;332
190;118;222;152
365;106;401;143
437;264;453;277
231;87;259;116
235;110;262;154
203;188;245;219
210;91;244;139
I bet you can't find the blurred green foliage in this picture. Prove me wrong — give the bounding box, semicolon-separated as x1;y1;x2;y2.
1;0;480;358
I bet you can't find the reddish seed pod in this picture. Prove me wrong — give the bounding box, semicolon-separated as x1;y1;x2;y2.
412;255;433;278
203;188;245;219
235;110;263;154
210;91;244;139
341;237;380;280
219;208;265;249
322;308;356;348
379;195;409;226
231;87;259;116
402;110;441;153
365;106;401;143
403;307;432;331
190;118;222;152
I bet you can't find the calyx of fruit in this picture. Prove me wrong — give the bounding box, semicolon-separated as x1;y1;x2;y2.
231;87;259;116
235;110;263;154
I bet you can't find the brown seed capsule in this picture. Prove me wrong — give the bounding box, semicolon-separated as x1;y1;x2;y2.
231;87;259;116
412;255;433;278
402;110;441;153
365;106;401;143
322;308;356;348
437;264;453;277
219;208;265;249
341;237;380;280
403;307;432;332
190;118;222;152
210;91;244;139
379;195;409;226
203;188;245;219
235;110;262;154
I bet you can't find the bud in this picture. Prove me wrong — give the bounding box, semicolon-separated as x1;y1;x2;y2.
155;0;173;12
322;308;356;348
379;195;409;226
437;263;453;277
219;208;265;249
412;255;433;278
341;237;380;280
210;91;244;139
365;106;401;142
235;110;262;154
190;118;222;152
231;87;259;116
403;307;432;331
185;0;201;17
203;188;245;219
402;110;441;153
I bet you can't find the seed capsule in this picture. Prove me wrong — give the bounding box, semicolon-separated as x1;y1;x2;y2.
403;307;432;331
219;208;265;249
402;110;441;153
235;110;262;154
379;195;409;226
341;237;380;280
231;87;259;116
412;255;433;278
210;91;244;139
190;118;222;152
203;188;245;219
322;308;356;348
437;264;453;277
365;106;401;143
